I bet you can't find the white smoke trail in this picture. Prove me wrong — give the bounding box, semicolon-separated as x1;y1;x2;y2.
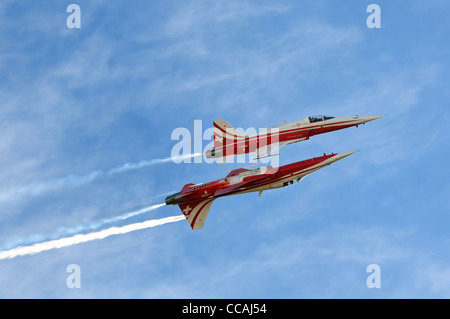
0;153;201;204
56;203;168;235
0;214;185;260
1;203;167;251
94;203;166;225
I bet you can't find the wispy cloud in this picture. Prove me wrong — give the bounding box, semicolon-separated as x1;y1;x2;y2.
0;153;200;204
164;2;290;36
0;0;448;299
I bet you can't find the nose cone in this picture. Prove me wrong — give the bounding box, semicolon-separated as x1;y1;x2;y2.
326;151;358;165
357;115;384;124
335;151;357;160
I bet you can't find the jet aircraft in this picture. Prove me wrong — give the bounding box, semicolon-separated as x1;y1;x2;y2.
166;152;355;230
205;115;382;162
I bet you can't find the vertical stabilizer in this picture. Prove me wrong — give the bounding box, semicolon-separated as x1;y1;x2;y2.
213;119;245;149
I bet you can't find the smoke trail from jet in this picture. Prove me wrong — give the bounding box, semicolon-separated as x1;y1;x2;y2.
0;202;170;251
0;153;201;204
0;214;185;260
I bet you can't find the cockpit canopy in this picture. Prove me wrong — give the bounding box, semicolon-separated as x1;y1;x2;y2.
308;115;335;123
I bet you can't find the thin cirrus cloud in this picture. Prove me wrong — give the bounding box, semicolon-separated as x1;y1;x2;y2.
0;0;448;299
0;153;200;205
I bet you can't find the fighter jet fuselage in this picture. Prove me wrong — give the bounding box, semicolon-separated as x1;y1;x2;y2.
206;115;382;161
166;152;355;230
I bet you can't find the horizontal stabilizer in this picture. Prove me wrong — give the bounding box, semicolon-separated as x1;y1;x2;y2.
217;154;236;164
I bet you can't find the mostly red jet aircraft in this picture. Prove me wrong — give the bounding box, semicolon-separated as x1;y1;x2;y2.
166;152;355;230
206;115;382;162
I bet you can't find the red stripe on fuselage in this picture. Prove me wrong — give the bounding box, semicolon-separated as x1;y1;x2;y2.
216;155;338;197
177;155;338;208
217;119;359;155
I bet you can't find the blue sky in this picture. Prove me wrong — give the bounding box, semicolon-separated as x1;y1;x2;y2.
0;0;449;298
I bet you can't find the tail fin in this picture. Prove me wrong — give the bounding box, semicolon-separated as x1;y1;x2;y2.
178;199;215;230
213;119;245;148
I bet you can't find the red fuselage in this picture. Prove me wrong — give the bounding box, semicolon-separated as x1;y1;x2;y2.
166;152;354;206
166;152;355;230
206;115;382;159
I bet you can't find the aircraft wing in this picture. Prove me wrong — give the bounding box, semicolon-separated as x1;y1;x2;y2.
178;199;215;230
253;138;308;160
214;173;272;197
